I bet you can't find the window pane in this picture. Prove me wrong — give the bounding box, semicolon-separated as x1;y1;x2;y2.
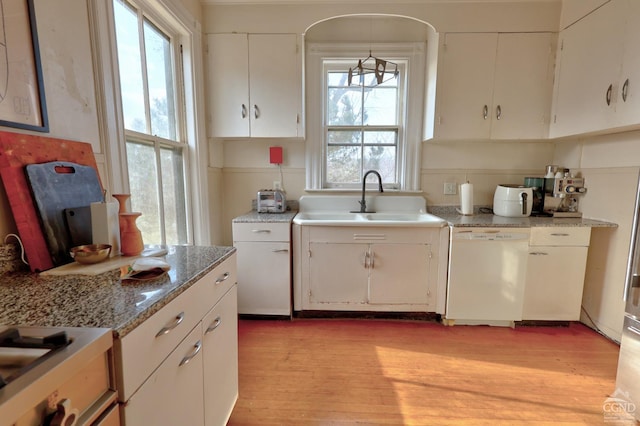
326;145;361;184
364;146;396;183
327;71;349;86
114;1;147;133
144;20;176;140
363;130;397;145
126;141;162;245
327;87;362;126
160;146;187;244
327;130;361;145
363;87;397;125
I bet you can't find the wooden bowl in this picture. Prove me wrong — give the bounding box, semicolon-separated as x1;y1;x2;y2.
70;244;112;264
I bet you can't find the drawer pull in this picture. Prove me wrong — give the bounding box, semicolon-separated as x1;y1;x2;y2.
252;229;271;233
155;312;185;337
529;252;549;256
215;272;230;285
550;233;570;237
179;340;202;367
273;249;289;253
205;316;222;334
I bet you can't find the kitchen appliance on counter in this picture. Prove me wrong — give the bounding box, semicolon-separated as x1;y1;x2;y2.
615;174;640;422
257;189;287;213
550;174;587;217
524;177;547;216
0;326;116;425
493;184;533;217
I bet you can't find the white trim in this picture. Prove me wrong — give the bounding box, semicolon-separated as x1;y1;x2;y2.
306;42;425;191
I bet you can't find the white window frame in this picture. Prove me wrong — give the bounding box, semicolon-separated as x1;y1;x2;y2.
87;0;210;245
306;42;426;192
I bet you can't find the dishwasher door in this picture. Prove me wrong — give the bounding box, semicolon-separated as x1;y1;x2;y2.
446;228;530;325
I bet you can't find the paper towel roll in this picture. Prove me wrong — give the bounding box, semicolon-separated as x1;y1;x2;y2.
91;201;121;256
460;182;474;215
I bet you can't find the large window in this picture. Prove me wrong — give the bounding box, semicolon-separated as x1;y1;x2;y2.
324;61;403;188
306;43;425;191
113;0;189;245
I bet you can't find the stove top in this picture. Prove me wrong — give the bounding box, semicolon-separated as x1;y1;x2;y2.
0;328;71;389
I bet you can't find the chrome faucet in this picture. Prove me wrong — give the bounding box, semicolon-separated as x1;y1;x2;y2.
356;170;384;213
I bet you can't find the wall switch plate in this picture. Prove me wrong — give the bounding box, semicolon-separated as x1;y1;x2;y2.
444;182;457;195
273;181;282;190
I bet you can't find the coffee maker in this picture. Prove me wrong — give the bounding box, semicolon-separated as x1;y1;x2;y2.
542;166;587;217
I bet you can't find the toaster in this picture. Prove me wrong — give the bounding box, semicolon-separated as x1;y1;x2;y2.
257;189;287;213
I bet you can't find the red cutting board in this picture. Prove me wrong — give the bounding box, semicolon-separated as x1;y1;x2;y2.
0;131;102;272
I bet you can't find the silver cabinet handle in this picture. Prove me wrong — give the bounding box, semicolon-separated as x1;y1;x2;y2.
241;104;247;118
272;249;289;253
252;229;271;233
254;104;260;119
215;272;230;285
205;316;222;334
363;251;369;268
370;251;375;269
483;105;488;120
496;105;502;120
529;252;549;256
606;84;613;106
179;340;202;367
622;78;630;102
550;233;570;237
155;312;185;337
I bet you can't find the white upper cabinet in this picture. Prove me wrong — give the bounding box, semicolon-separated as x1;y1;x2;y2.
207;33;302;138
434;32;555;140
551;0;640;138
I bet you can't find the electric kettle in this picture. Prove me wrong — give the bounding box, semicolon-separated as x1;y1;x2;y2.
493;184;533;217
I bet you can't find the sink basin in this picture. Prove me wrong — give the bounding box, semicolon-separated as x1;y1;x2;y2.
293;211;447;227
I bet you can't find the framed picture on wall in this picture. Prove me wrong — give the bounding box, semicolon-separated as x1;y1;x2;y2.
0;0;48;132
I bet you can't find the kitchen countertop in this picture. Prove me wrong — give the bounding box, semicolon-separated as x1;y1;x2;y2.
233;210;298;223
437;212;617;228
0;245;235;338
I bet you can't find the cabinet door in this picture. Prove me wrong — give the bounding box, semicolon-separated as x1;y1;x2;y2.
248;34;301;137
369;243;430;305
616;0;640;127
435;33;497;139
523;246;588;320
234;241;291;315
124;326;204;426
208;34;250;138
308;242;368;306
203;286;238;426
550;1;626;137
491;33;554;139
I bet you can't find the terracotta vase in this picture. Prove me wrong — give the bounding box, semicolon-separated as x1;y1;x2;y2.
112;194;130;214
119;212;144;256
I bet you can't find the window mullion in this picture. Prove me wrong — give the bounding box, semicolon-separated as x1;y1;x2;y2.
137;12;152;135
154;139;167;244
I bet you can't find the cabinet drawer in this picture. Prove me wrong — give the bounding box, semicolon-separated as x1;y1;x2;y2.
233;222;290;242
115;278;208;401
308;226;436;244
200;253;238;310
529;227;591;246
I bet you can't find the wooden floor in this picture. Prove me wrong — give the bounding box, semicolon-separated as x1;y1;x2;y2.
228;319;624;425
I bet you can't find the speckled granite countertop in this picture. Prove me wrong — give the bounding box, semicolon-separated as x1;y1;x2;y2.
428;206;617;228
233;210;298;223
0;245;235;338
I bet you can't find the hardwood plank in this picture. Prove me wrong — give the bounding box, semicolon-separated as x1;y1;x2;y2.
228;320;622;425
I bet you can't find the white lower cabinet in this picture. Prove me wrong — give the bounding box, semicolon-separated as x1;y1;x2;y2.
522;227;591;320
124;325;205;425
115;254;238;425
296;226;448;313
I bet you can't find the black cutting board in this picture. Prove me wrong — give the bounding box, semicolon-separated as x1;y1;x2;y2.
64;206;93;248
25;162;103;266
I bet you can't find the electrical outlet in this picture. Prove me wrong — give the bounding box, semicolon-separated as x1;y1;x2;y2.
444;182;457;195
273;181;282;190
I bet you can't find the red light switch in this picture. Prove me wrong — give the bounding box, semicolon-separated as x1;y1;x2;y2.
269;146;283;164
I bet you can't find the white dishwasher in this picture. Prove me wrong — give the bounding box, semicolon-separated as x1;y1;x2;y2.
445;227;530;326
